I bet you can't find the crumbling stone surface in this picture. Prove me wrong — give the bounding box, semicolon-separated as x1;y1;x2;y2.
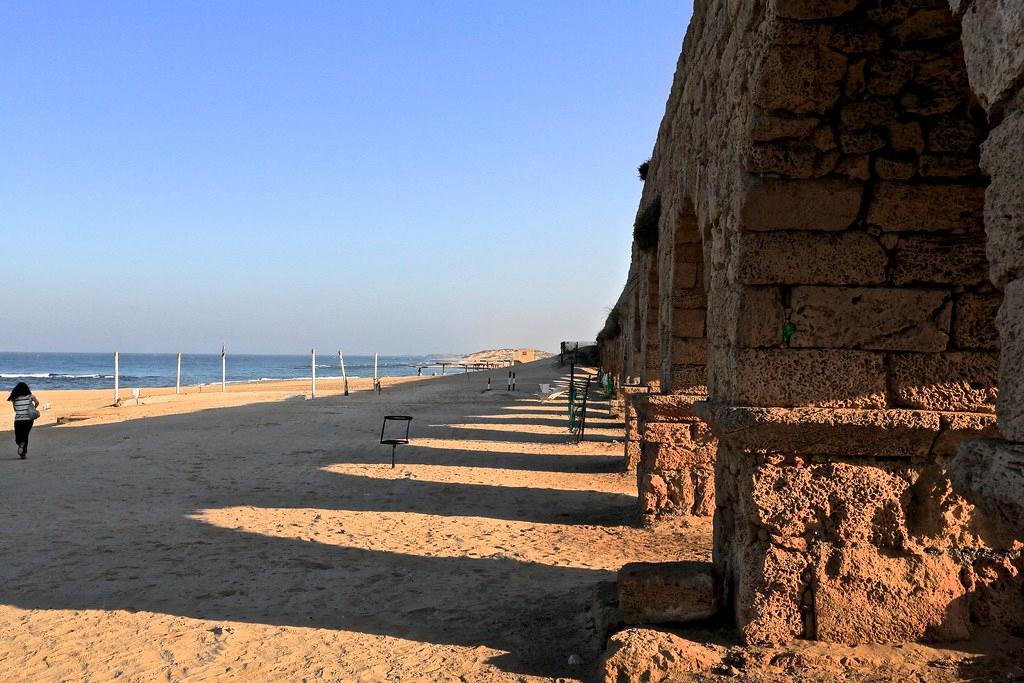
617;561;720;625
950;438;1024;534
598;0;1024;649
600;628;722;683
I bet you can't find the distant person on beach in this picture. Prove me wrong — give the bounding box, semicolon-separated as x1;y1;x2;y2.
8;382;40;459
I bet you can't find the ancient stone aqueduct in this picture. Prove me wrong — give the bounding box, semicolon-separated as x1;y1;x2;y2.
598;0;1023;645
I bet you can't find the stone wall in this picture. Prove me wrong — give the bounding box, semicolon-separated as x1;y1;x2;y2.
600;0;1024;645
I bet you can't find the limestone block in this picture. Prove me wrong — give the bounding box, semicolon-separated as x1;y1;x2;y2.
667;366;707;395
868;59;914;97
889;121;925;153
875;155;917;180
960;0;1024;112
730;349;887;408
745;460;911;546
892;233;989;286
749;109;819;142
997;279;1024;439
640;467;715;518
962;554;1024;632
739;177;864;231
736;231;886;285
743;140;830;178
694;404;942;457
919;154;979;178
671;289;707;310
928;114;983;154
813;545;970;643
867;182;985;232
952;292;1001;350
673;308;705;338
771;0;859;20
733;539;806;644
981;109;1024;288
735;286;785;348
932;411;1000;457
840;100;897;130
836;154;872;180
951;438;1024;535
789;286;951;351
828;19;884;54
840;129;886;155
641;437;716;470
618;561;720;624
600;628;722;683
889;351;999;412
754;45;847;114
670;338;707;365
892;8;960;43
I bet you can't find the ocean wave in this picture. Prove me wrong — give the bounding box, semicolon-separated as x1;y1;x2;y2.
1;373;114;379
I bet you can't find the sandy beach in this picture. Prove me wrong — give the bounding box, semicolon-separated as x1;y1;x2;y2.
2;357;1021;682
0;358;706;681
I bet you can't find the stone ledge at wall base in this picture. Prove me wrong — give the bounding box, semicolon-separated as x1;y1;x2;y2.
618;561;721;625
634;394;717;521
694;403;1022;645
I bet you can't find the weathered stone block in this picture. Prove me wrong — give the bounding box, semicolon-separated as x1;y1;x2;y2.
739;177;864;231
928;114;983;154
600;628;722;682
749;108;820;142
668;366;707;395
868;58;914;97
951;438;1024;534
840;128;887;155
952;292;1001;349
730;349;887;408
840;100;897;129
736;231;886;285
919;154;979;178
618;561;720;625
997;279;1024;439
980;109;1024;288
733;539;806;644
695;404;943;458
735;286;785;348
771;0;859;20
867;182;985;232
754;46;847;114
889;351;999;412
889;121;925;152
960;0;1024;112
932;411;1000;457
789;286;951;351
892;233;989;286
813;546;970;643
670;338;707;365
875;155;917;180
673;308;705;338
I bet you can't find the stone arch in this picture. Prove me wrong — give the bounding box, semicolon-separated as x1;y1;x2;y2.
638;251;661;388
659;201;707;394
700;0;1018;646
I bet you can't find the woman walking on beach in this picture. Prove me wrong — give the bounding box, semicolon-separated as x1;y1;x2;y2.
8;382;39;459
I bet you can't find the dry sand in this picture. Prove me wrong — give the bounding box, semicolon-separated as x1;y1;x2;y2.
1;358;1020;682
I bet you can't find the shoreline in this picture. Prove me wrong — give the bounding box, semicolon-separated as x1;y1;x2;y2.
0;373;437;432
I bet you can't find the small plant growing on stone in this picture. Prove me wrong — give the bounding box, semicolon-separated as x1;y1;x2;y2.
633;195;661;251
638;159;650;181
597;307;621;343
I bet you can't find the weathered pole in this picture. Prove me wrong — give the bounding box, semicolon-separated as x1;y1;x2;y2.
339;350;349;396
176;352;182;395
114;351;120;404
311;348;317;398
374;352;379;391
221;344;226;393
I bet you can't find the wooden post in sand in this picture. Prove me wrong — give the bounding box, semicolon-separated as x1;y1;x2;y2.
311;348;317;398
221;344;226;393
176;352;182;395
373;352;379;391
339;350;349;396
114;351;120;403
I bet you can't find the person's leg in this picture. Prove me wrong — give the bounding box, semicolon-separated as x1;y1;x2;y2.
21;420;33;456
14;421;27;457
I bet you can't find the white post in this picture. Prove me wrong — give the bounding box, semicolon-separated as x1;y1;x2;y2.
114;351;120;404
311;348;317;398
339;350;349;396
374;352;378;391
176;352;182;395
221;344;226;393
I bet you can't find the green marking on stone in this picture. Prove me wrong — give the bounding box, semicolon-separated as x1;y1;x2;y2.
782;321;796;346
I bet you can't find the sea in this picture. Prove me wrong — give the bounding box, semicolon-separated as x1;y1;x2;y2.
0;352;460;391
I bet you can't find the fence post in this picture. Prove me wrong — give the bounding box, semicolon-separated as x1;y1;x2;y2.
339;350;349;396
176;352;182;395
114;351;120;404
221;344;226;393
311;348;317;398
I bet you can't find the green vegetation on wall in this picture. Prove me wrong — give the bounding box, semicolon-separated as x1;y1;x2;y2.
633;195;661;251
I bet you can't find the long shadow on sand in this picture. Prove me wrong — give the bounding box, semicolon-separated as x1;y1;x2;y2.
0;379;634;678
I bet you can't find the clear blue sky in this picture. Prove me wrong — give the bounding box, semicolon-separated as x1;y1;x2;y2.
0;1;693;355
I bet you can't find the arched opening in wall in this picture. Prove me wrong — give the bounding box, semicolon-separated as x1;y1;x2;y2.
640;254;661;387
659;201;706;396
714;0;1008;645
